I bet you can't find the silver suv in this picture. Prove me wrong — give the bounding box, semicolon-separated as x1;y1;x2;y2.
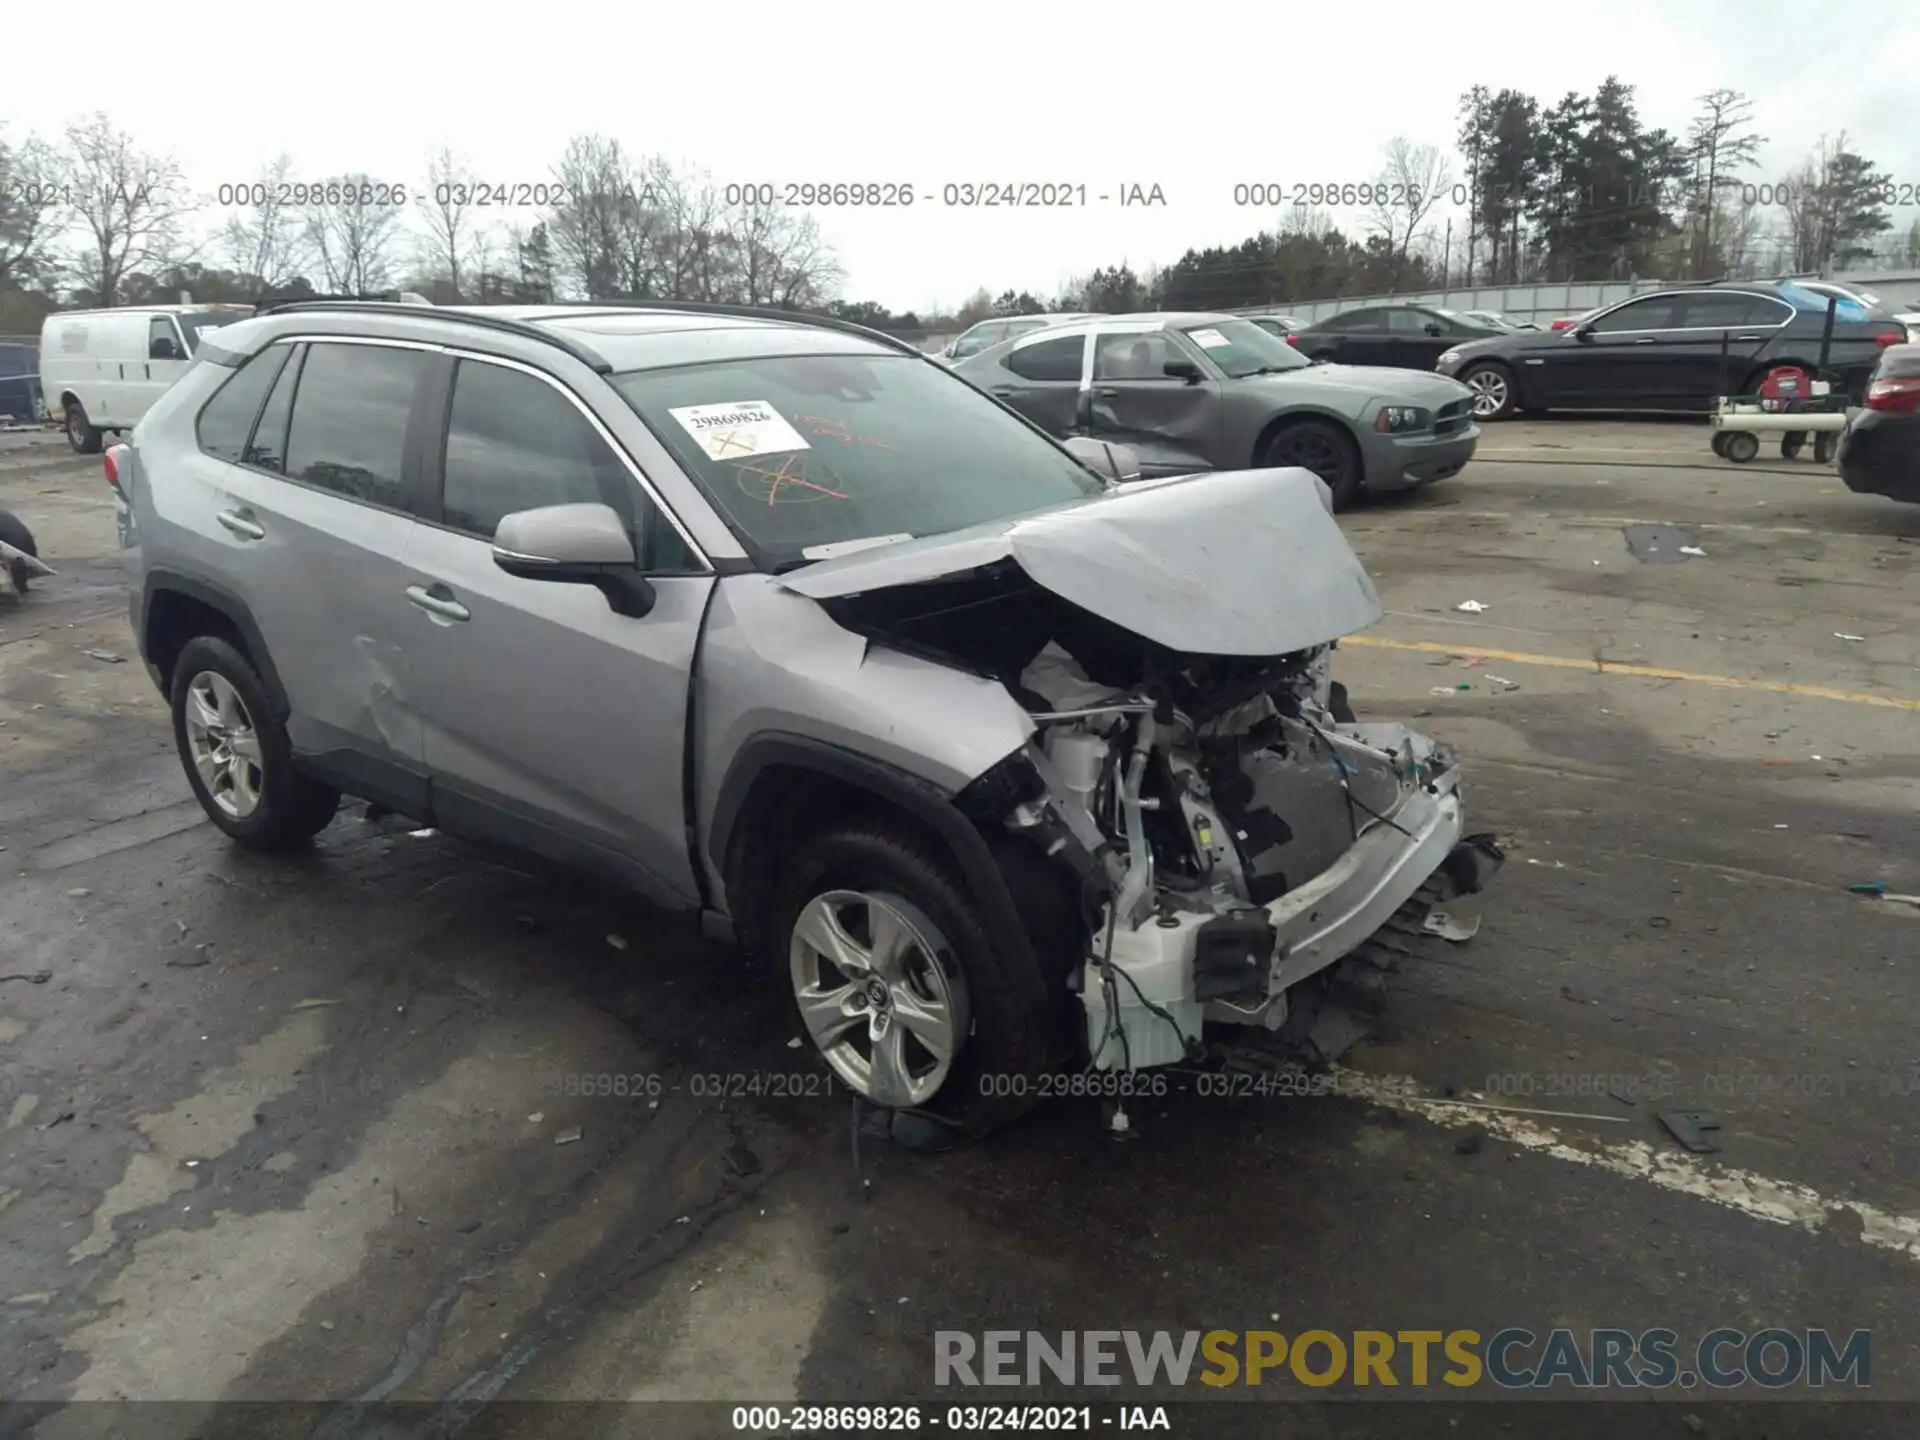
113;301;1501;1136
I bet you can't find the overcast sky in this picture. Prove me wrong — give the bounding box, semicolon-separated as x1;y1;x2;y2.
7;0;1918;312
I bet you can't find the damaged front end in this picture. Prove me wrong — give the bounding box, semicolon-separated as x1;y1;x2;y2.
781;467;1504;1073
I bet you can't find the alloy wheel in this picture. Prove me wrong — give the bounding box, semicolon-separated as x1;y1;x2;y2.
183;670;265;819
789;889;970;1107
1464;369;1509;418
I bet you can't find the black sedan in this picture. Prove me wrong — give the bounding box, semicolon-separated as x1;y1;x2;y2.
1289;305;1507;371
1433;282;1910;421
1838;342;1920;503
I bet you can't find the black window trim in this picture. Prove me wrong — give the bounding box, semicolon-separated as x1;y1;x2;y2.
425;347;713;574
193;339;294;462
215;335;442;523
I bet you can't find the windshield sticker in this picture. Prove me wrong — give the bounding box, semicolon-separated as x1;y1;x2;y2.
1189;328;1231;349
668;400;811;462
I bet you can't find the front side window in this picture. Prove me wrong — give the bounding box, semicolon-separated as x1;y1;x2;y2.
195;345;291;463
282;342;432;508
611;352;1104;570
1094;331;1183;380
148;317;184;361
439;360;696;570
1387;308;1437;335
1589;296;1680;333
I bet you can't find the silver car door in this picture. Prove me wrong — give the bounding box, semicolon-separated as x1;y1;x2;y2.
400;353;714;906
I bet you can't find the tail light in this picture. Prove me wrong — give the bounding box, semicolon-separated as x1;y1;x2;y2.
1872;328;1905;347
1865;376;1920;414
1284;333;1300;345
1550;318;1573;331
104;443;126;493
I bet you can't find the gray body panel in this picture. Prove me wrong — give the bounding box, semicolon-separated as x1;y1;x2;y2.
953;313;1480;493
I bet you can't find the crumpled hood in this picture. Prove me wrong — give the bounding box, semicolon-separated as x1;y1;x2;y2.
1271;363;1475;408
775;466;1383;657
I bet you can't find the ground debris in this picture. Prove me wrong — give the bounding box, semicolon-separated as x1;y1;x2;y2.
1454;600;1489;613
83;648;126;663
555;1126;583;1145
1422;910;1480;943
1;970;52;985
1658;1110;1723;1153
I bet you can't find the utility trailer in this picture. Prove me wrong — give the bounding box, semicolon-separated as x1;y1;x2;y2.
1708;293;1858;464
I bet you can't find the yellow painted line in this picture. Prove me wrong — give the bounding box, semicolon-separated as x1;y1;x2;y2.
1341;635;1920;711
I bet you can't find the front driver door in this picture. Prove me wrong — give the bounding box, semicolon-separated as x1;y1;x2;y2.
1537;294;1685;405
399;354;714;906
1086;327;1222;474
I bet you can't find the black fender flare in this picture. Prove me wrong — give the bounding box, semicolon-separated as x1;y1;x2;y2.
709;734;1046;1003
139;568;291;718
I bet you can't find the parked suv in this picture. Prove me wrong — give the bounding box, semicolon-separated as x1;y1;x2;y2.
114;301;1500;1136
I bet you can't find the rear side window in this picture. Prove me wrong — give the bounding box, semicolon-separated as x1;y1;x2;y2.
1007;333;1084;382
195;345;291;463
950;322;1004;358
246;344;304;473
283;343;432;508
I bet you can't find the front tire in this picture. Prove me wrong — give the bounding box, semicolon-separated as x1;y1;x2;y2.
170;635;340;851
1459;361;1517;422
1261;419;1363;511
65;402;102;455
770;820;1059;1136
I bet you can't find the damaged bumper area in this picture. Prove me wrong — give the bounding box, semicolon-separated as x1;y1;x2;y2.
781;467;1503;1076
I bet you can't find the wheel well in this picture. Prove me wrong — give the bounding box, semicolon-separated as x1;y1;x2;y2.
722;764;961;956
1252;410;1361;469
144;589;252;695
59;391;81;412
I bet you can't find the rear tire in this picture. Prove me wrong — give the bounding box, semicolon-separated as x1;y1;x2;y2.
770;819;1060;1137
0;509;34;593
64;402;101;455
1260;419;1363;511
169;635;340;851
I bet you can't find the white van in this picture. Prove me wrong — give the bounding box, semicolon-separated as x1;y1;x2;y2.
40;305;253;453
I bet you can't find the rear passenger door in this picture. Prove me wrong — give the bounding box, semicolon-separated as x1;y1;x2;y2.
399;354;714;906
193;337;436;808
978;329;1089;437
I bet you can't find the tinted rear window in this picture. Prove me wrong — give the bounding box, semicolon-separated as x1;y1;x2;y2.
195;345;291;463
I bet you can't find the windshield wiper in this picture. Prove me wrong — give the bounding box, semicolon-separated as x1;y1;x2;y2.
1240;365;1294;377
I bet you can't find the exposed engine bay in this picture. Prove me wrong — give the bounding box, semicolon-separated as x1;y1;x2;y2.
820;557;1502;1073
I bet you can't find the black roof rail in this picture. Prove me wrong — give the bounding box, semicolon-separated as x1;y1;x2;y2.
540;299;925;357
254;300;615;374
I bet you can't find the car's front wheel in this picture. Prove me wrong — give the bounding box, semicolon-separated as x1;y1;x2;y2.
1261;419;1363;510
170;635;341;850
770;820;1058;1136
1459;362;1517;422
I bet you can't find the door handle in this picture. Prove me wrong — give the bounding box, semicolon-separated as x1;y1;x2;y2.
989;385;1020;396
216;509;265;540
1633;337;1657;345
1733;334;1762;342
406;584;470;622
1094;387;1121;398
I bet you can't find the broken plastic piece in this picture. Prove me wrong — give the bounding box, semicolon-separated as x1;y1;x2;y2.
555;1127;583;1145
1454;600;1488;613
1422;910;1481;943
1678;545;1706;557
1833;633;1865;642
1657;1110;1722;1153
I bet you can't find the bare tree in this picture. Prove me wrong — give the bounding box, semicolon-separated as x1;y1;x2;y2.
1712;189;1765;277
547;135;648;299
1278;203;1337;239
59;112;198;304
219;153;313;289
305;175;402;293
719;194;841;307
0;125;64;290
1366;138;1452;283
1685;89;1764;277
418;145;482;299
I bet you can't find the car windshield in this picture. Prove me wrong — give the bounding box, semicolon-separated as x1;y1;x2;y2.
178;313;251;351
611;353;1105;570
1179;317;1311;377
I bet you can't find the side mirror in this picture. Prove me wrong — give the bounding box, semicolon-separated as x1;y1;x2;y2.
150;339;181;360
1571;325;1595;341
492;502;655;617
1423;323;1445;337
1062;435;1142;482
942;341;957;358
1163;359;1203;383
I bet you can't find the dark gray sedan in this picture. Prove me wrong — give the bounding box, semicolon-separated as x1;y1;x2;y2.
953;312;1478;509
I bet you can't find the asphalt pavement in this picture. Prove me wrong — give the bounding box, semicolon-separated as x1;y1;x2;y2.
1;420;1917;1438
